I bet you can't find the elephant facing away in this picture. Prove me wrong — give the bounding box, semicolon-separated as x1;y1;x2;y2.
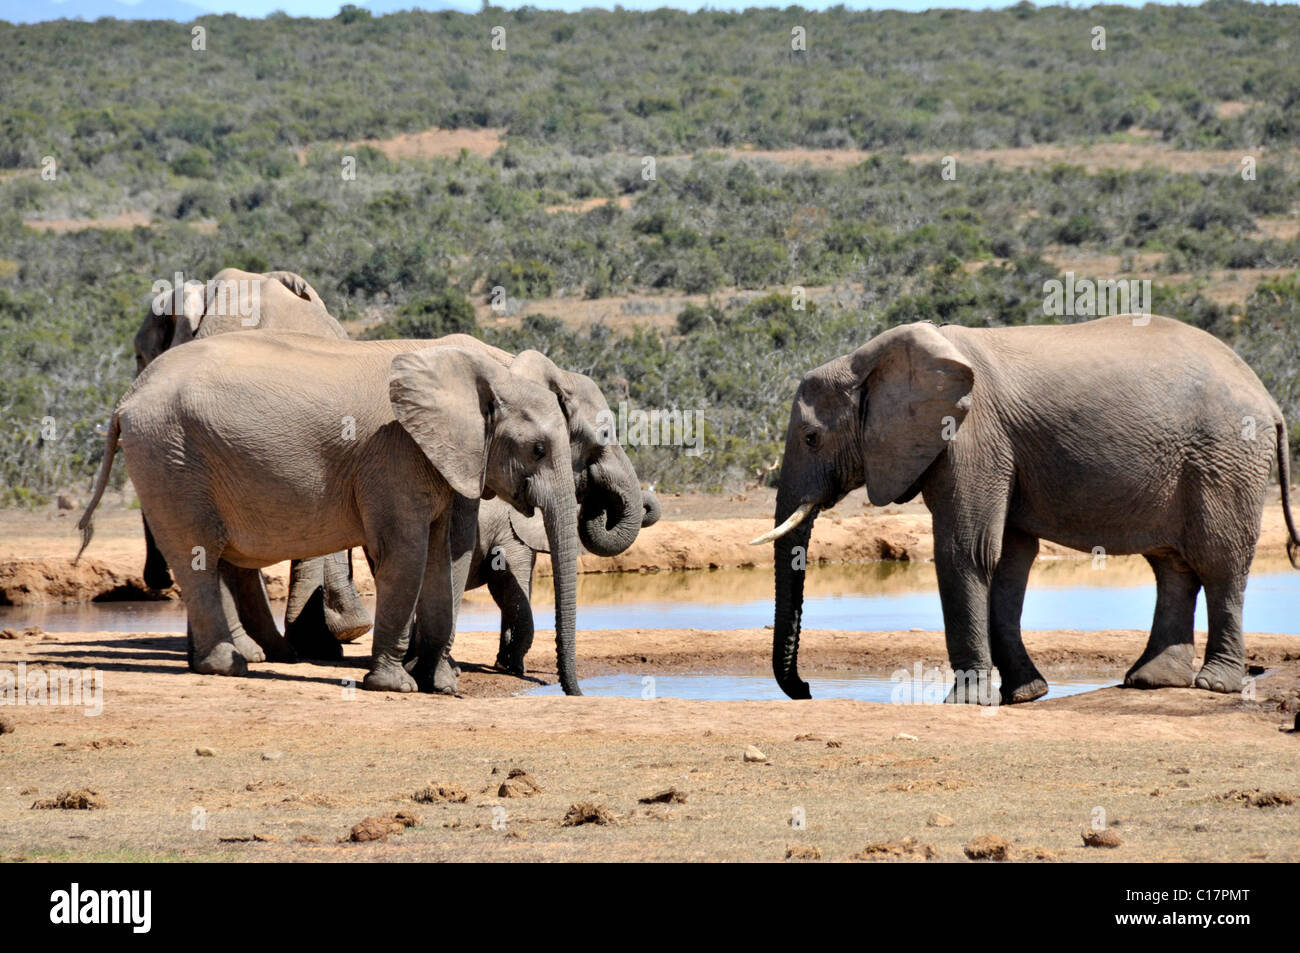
468;493;661;676
758;314;1300;704
78;334;585;694
132;268;371;647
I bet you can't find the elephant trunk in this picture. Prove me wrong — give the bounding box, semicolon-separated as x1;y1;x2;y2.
543;479;582;696
578;462;644;557
641;489;662;527
772;487;817;700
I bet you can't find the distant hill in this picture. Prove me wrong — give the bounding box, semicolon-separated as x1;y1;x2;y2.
0;0;474;24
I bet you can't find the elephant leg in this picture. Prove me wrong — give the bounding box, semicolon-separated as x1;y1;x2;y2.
1124;555;1199;690
489;552;536;676
1194;572;1248;694
283;558;342;660
232;567;297;663
322;549;372;641
363;534;426;695
988;527;1047;704
173;558;247;677
410;496;478;692
141;514;173;591
934;534;998;705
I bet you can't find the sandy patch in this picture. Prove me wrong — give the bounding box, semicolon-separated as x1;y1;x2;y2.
296;127;506;164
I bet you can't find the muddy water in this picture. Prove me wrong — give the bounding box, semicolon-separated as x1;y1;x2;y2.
2;554;1296;635
523;673;1114;702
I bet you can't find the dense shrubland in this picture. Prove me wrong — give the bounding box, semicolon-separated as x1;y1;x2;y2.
1;3;1299;499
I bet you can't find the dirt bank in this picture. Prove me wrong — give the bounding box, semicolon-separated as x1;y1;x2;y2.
1;624;1296;862
4;487;1296;605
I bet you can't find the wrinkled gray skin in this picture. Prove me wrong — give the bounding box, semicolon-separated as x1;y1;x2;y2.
468;492;661;676
767;315;1300;704
404;342;659;693
78;334;585;694
132;269;372;648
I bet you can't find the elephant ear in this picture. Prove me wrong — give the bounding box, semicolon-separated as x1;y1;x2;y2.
510;350;579;426
389;347;509;499
265;270;324;307
150;282;205;347
850;323;974;506
508;507;551;554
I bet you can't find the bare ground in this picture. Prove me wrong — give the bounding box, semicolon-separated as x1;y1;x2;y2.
1;497;1298;862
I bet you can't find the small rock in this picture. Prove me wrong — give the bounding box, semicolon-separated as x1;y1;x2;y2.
743;745;767;762
638;787;686;805
964;834;1012;861
195;746;217;757
561;802;615;826
414;784;469;804
893;733;919;742
497;769;542;798
1082;829;1123;848
261;751;283;761
926;812;955;827
785;844;821;860
32;789;105;810
850;837;937;861
0;715;14;735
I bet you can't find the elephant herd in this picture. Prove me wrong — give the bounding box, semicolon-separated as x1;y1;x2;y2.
77;270;1300;703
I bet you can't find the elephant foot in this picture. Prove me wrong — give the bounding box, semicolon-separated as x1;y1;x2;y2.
1124;645;1195;690
1193;657;1245;694
431;656;459;695
191;642;248;677
258;634;298;664
494;653;526;678
944;670;998;705
363;662;418;693
231;632;266;664
1000;675;1048;705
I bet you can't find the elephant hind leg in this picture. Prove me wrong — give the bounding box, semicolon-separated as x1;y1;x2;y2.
1124;554;1199;690
323;550;372;641
1194;572;1248;694
284;558;344;661
172;558;247;677
988;527;1047;704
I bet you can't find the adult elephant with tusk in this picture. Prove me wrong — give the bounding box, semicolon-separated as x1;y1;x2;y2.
757;315;1300;704
76;334;587;695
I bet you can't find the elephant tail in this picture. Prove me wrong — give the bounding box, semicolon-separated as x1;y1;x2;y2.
74;414;120;565
1278;420;1300;570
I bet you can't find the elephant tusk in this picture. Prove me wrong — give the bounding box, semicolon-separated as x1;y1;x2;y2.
749;502;816;546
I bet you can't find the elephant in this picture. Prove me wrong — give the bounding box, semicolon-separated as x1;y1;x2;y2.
77;333;585;694
467;493;662;676
132;268;372;647
756;314;1300;704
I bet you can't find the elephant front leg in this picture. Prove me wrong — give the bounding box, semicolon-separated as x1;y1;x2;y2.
363;537;426;694
934;542;998;705
231;567;297;663
988;528;1047;704
489;553;536;676
406;500;476;695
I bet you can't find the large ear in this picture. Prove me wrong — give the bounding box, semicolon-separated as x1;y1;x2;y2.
152;281;204;346
389;347;509;499
850;323;974;506
508;507;551;554
509;349;579;426
265;270;324;306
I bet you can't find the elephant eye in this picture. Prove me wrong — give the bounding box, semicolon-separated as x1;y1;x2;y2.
533;441;547;461
804;431;819;450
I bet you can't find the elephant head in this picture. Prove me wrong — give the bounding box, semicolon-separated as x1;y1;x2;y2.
389;347;583;695
757;323;974;699
510;350;659;557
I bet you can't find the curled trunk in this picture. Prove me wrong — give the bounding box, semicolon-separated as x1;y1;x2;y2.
579;473;642;557
641;489;662;527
